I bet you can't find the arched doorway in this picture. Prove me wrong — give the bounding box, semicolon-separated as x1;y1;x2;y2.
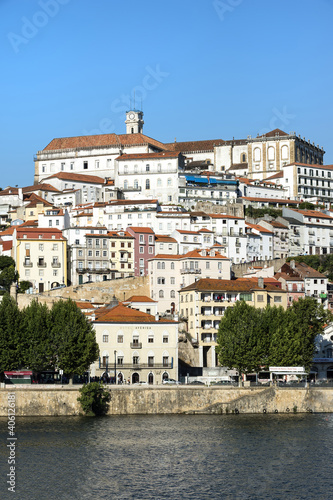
132;372;139;384
171;302;175;314
162;372;169;382
327;366;333;380
148;372;154;385
117;372;124;384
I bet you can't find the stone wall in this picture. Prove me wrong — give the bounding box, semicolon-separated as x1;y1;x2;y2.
232;257;286;278
1;386;333;416
16;276;150;309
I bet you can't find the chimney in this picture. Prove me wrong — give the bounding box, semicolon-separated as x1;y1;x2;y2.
290;260;296;269
155;313;159;321
258;277;264;289
106;295;118;309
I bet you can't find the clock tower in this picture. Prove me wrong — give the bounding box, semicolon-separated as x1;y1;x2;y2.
125;110;144;134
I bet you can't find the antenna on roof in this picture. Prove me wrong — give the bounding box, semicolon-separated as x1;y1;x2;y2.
133;89;135;110
141;97;143;112
129;97;132;109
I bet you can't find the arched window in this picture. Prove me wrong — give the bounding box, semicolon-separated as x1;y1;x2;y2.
253;148;261;162
134;179;139;189
162;262;165;269
167;178;172;186
170;290;175;298
157;178;162;187
241;153;247;163
281;145;289;160
159;290;164;298
267;147;275;161
124;180;128;190
157;262;161;269
146;179;150;190
171;262;175;270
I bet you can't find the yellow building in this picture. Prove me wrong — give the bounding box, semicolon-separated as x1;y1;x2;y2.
108;230;135;279
13;227;67;293
179;277;287;368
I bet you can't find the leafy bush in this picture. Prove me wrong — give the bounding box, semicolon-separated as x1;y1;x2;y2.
77;382;111;416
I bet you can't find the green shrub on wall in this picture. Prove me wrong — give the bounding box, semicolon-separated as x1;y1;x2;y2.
77;382;111;416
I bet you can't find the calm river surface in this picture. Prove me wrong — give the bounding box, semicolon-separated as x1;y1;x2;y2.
0;413;333;500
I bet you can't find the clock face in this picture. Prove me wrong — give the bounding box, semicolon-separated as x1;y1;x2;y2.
129;112;135;120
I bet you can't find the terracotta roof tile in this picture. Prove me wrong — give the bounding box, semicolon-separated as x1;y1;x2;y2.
181;278;285;293
43;133;166;152
94;303;175;323
115;151;181;161
44;172;105;184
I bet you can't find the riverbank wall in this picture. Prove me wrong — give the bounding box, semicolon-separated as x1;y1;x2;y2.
1;386;333;416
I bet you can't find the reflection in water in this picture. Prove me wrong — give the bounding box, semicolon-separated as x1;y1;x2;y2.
0;414;333;500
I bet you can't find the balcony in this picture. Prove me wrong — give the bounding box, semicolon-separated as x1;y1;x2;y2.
51;262;61;268
120;257;128;263
37;262;47;268
235;242;241;247
23;261;33;267
99;361;173;369
130;342;142;349
181;268;201;274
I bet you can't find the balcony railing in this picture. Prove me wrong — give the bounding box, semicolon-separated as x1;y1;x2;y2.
51;262;61;268
99;361;173;369
37;262;47;268
23;261;33;267
181;268;201;274
130;342;142;349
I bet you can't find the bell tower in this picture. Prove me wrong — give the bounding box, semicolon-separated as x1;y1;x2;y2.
125;109;144;134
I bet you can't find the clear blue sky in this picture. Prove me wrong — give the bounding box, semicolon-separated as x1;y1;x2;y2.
1;0;332;188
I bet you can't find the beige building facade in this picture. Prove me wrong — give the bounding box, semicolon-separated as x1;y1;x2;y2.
92;302;178;384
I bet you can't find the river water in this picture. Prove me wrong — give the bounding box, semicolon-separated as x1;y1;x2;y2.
0;413;332;500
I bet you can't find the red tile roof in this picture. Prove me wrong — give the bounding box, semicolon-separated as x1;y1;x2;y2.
165;139;225;152
291;209;333;220
115;151;181;161
44;172;105;185
124;295;157;303
242;196;299;204
180;278;285;293
259;128;288;138
94;303;175;323
16;228;66;240
43;133;166;152
265;171;284;180
155;235;177;243
246;223;274;234
127;227;155;234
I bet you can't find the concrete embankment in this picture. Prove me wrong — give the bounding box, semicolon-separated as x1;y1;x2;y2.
1;386;333;416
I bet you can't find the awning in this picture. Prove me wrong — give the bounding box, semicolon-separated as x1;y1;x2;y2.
4;371;32;376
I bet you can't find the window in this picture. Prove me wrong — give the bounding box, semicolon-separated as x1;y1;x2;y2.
83;161;88;169
157;178;162;187
163;356;169;367
171;277;175;284
103;335;109;343
139;246;144;253
146;179;150;189
148;247;154;254
159;290;164;298
170;290;175;298
70;162;74;170
148;335;154;343
148;356;154;367
157;278;165;284
146;164;150;172
274;296;282;303
257;295;264;302
206;262;210;269
133;356;139;365
163;336;168;343
171;262;175;270
117;335;123;343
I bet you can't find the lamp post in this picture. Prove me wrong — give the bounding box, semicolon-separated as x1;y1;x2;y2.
114;350;117;384
105;355;109;379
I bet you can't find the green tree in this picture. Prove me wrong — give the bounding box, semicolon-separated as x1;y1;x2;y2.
77;382;111;416
216;301;266;383
0;265;18;292
49;299;99;381
0;294;23;370
18;280;32;294
21;300;53;372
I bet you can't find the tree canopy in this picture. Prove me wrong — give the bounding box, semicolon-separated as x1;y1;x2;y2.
0;296;99;377
0;256;18;292
216;297;331;379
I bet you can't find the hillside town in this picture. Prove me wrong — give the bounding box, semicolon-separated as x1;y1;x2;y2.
1;110;333;385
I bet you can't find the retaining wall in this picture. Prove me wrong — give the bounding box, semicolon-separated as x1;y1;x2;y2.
1;386;333;416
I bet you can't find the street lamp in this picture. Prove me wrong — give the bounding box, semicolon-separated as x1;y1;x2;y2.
105;355;109;379
114;350;117;384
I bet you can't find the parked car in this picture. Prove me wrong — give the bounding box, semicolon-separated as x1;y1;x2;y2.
188;381;205;385
213;380;237;386
162;379;181;385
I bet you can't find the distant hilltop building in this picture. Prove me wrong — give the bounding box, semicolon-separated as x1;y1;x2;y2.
34;110;325;185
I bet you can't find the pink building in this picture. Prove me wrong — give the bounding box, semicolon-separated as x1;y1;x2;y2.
275;272;305;306
126;227;155;277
